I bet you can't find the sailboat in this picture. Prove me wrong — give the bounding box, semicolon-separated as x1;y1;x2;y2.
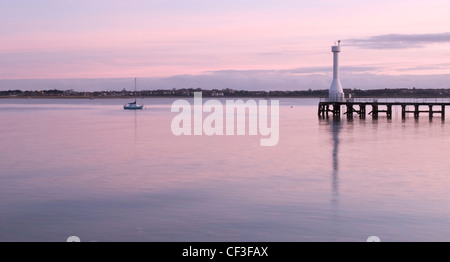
124;78;144;110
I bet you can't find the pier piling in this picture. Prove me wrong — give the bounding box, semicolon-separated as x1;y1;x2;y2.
319;100;448;121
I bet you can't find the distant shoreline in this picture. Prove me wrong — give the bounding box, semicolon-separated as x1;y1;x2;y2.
1;88;450;99
0;95;322;99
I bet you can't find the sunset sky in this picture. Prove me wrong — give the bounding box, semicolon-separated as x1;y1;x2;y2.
2;0;450;91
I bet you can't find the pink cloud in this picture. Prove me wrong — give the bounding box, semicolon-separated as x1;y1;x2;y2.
1;0;450;79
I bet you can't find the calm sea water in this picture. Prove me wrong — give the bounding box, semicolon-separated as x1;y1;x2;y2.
1;97;450;242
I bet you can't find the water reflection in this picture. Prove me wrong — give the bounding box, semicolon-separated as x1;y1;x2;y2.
320;118;343;206
319;118;343;240
134;110;138;142
130;110;138;158
330;119;342;206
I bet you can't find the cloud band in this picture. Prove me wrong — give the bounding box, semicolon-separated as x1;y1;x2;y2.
347;32;450;49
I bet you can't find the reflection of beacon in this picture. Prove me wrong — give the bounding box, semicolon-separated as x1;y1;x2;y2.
329;41;345;101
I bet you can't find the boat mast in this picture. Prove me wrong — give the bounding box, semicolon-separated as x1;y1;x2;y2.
134;77;137;103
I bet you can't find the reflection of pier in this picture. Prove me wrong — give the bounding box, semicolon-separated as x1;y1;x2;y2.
330;120;341;206
320;118;342;207
318;99;449;120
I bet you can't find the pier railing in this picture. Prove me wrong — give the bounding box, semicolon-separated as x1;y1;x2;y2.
318;98;450;120
319;97;450;103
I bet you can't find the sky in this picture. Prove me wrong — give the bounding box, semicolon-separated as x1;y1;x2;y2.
2;0;450;91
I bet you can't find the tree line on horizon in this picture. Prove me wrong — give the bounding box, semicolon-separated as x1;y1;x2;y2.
2;87;450;98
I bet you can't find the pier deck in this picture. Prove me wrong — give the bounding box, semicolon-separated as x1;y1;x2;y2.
318;99;450;120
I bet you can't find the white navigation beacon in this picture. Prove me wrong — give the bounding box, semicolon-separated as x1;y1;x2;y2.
329;40;345;102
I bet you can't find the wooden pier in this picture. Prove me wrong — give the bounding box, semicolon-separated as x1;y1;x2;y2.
318;100;449;120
